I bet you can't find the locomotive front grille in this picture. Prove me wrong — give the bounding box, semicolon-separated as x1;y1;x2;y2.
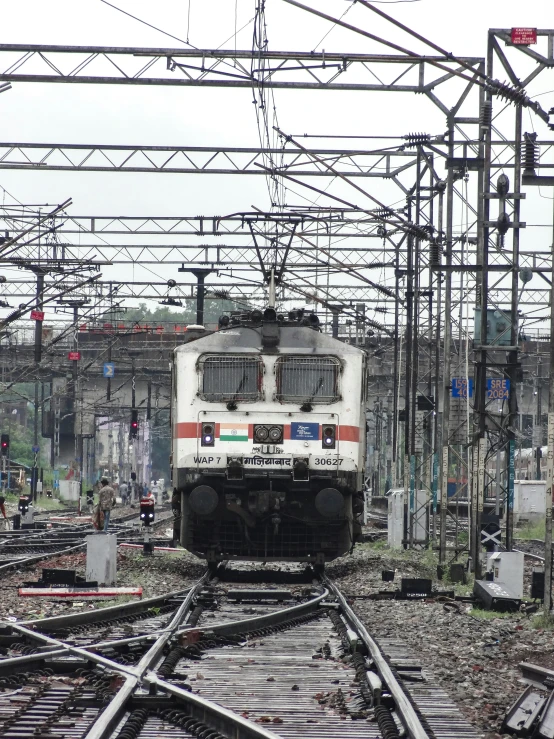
204;519;344;558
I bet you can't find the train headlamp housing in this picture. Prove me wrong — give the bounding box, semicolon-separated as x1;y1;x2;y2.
268;425;283;443
322;424;336;449
201;422;215;447
254;425;269;442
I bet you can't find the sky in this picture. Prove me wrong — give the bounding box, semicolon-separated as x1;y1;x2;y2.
1;0;554;327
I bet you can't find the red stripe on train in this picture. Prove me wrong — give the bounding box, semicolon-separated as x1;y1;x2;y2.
175;422;201;438
337;425;360;442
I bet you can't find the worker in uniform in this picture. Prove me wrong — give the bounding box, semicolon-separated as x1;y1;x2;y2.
98;478;116;532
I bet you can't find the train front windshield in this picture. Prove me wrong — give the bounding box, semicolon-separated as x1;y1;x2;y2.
200;355;262;402
276;356;340;403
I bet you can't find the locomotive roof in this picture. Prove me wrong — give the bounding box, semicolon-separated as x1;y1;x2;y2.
174;325;365;356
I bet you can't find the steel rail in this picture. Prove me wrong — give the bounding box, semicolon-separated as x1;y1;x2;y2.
0;573;208;738
0;541;86;574
520;661;554;687
85;572;208;739
7;622;139;677
513;547;545;562
145;673;283;739
4;587;328;670
176;586;329;637
324;576;431;739
21;586;191;630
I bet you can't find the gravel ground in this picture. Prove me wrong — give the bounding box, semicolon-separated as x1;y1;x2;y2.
0;547;206;621
327;543;551;739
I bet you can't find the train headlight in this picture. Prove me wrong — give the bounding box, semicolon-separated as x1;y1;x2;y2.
254;425;269;442
189;485;219;515
201;422;215;447
322;425;336;449
315;488;344;517
268;425;283;443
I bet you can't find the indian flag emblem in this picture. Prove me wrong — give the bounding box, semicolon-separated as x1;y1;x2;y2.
219;423;249;442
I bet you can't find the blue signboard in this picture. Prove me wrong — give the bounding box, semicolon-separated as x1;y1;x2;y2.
452;378;473;398
452;377;510;400
291;422;319;441
103;362;115;378
486;378;510;400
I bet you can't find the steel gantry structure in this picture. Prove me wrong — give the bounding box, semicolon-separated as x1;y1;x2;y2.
1;3;554;588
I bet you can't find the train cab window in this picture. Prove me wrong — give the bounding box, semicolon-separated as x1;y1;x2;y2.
275;356;340;403
199;355;262;402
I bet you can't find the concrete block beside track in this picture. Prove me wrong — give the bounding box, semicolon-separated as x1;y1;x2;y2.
86;533;117;585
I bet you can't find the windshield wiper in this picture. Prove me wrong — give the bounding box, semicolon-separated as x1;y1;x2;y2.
234;372;248;398
308;376;324;403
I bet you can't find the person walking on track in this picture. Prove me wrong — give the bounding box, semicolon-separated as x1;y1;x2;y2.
98;478;116;532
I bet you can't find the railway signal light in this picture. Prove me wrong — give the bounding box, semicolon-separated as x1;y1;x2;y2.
201;422;215;447
322;425;336;449
140;496;155;526
0;434;8;456
130;410;139;439
18;496;29;515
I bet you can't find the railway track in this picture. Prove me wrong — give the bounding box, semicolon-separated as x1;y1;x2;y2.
512;539;548;562
0;509;175;573
0;563;482;739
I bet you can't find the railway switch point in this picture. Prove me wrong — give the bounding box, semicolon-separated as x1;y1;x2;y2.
86;533;117;585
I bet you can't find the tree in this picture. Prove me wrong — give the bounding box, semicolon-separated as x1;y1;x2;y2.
107;297;248;327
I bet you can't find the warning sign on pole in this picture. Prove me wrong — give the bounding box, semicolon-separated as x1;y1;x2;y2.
511;28;537;45
30;310;44;321
68;351;81;361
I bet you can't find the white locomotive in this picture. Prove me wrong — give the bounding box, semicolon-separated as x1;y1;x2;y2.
171;307;367;566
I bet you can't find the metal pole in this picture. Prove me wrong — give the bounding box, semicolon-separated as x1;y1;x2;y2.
473;52;493;578
392;241;401;487
504;103;523;553
536;358;542;480
544;195;554;613
32;270;44;502
196;273;206;325
439;139;455;563
72;304;83;514
331;307;340;339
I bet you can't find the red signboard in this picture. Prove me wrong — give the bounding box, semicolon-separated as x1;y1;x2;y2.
511;28;537;45
68;351;81;361
30;310;45;321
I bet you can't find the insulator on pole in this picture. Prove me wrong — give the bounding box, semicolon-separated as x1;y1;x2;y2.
523;131;538;177
480;100;492;129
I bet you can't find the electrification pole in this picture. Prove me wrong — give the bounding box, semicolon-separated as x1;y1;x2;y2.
32;268;44;501
536;358;542;480
545;198;554;613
